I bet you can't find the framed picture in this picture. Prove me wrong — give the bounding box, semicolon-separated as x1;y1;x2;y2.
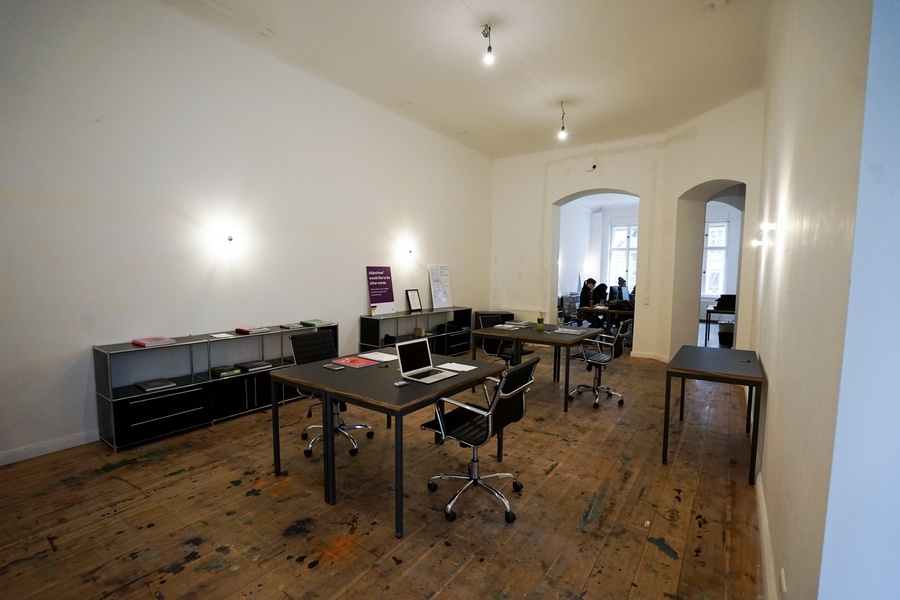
406;289;422;312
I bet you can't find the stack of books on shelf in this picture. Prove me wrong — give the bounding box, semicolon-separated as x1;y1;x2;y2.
211;365;241;378
132;336;175;347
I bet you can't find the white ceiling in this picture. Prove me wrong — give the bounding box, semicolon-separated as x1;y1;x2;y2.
162;0;771;159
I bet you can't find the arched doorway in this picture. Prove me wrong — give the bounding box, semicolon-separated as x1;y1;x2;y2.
669;180;747;355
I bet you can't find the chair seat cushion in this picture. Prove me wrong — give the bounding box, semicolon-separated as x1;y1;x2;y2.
421;403;490;448
584;351;612;366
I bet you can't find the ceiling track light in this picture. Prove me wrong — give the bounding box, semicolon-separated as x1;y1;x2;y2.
482;24;493;65
558;101;568;140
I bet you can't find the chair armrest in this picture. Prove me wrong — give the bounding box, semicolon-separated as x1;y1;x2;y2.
430;396;490;439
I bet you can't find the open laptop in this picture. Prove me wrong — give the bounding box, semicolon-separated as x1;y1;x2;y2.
395;338;458;384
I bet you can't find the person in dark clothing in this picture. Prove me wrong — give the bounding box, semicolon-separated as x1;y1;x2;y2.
579;278;601;327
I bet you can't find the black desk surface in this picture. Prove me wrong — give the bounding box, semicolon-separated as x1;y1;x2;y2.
667;345;762;383
472;323;602;346
272;354;504;415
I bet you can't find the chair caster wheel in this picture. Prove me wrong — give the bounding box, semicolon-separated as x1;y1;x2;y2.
303;448;313;458
505;511;516;523
513;481;523;493
349;447;358;456
618;398;624;407
366;431;375;439
301;432;309;440
306;410;313;418
428;482;438;492
445;510;456;522
593;401;600;409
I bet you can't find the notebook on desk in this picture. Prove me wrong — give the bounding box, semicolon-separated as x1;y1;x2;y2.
395;338;458;384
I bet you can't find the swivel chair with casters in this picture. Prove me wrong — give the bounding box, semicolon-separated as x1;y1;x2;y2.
289;331;374;457
569;319;633;409
420;356;540;524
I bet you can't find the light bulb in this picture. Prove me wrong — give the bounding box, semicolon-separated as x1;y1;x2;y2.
558;127;567;140
483;46;494;65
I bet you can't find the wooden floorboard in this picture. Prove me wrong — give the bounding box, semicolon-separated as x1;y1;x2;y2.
0;339;761;599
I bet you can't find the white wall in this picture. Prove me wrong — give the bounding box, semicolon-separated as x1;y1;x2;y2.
755;0;873;597
819;1;900;597
557;203;592;296
0;0;493;464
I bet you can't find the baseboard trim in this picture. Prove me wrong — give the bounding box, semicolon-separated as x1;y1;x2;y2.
0;430;99;466
756;473;780;599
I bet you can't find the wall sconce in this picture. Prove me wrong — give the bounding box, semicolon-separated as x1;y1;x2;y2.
482;24;494;65
760;221;777;232
750;238;764;248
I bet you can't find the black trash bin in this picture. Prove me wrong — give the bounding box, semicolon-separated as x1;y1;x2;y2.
718;321;734;348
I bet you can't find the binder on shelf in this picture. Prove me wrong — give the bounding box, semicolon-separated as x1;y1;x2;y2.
236;360;271;373
333;356;378;369
300;319;329;327
235;326;270;335
211;365;241;378
135;378;176;392
132;336;176;347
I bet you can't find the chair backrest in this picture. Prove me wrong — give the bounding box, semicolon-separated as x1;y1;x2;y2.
609;319;634;359
290;330;338;365
478;314;506;356
489;357;539;432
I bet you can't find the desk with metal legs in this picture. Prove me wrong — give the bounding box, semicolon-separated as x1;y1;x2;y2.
662;345;764;484
270;355;504;538
471;324;602;411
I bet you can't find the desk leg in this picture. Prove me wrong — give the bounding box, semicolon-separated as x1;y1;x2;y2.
394;414;404;538
679;377;686;421
323;392;336;505
705;312;711;346
749;385;760;485
663;373;671;464
745;387;753;433
553;347;561;382
271;379;282;476
563;346;572;412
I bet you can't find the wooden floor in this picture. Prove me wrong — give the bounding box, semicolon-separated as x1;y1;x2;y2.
0;340;760;599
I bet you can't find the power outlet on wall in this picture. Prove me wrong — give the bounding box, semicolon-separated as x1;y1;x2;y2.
643;295;650;305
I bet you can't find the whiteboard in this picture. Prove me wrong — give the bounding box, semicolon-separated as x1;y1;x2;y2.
428;264;453;308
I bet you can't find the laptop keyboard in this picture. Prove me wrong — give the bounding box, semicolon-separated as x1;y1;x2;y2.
409;369;443;380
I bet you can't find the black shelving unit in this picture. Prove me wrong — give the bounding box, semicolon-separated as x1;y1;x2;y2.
93;321;338;450
359;307;471;356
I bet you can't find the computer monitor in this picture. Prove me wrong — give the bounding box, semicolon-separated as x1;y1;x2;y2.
620;285;630;303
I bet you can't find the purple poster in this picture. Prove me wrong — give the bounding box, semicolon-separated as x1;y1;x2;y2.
366;266;395;314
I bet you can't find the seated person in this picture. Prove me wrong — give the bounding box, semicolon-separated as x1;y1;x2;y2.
592;283;608;306
578;278;602;328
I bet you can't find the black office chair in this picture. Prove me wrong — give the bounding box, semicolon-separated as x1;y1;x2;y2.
561;294;580;326
569;319;633;409
477;314;516;364
290;331;374;457
420;357;540;524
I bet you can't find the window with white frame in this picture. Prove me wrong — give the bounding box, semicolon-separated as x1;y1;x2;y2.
608;224;638;289
703;221;728;296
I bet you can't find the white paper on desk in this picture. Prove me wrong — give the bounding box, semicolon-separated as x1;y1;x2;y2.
211;333;234;338
437;362;477;372
357;351;398;362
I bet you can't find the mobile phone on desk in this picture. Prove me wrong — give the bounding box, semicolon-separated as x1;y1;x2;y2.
323;363;344;371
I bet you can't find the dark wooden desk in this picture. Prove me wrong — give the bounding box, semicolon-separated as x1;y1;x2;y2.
663;345;764;484
269;355;504;538
471;324;601;411
705;306;736;345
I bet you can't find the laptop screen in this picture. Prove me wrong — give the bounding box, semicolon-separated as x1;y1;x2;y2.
396;339;432;374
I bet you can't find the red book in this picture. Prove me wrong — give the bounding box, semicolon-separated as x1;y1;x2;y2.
132;336;176;347
332;356;378;368
235;326;270;335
